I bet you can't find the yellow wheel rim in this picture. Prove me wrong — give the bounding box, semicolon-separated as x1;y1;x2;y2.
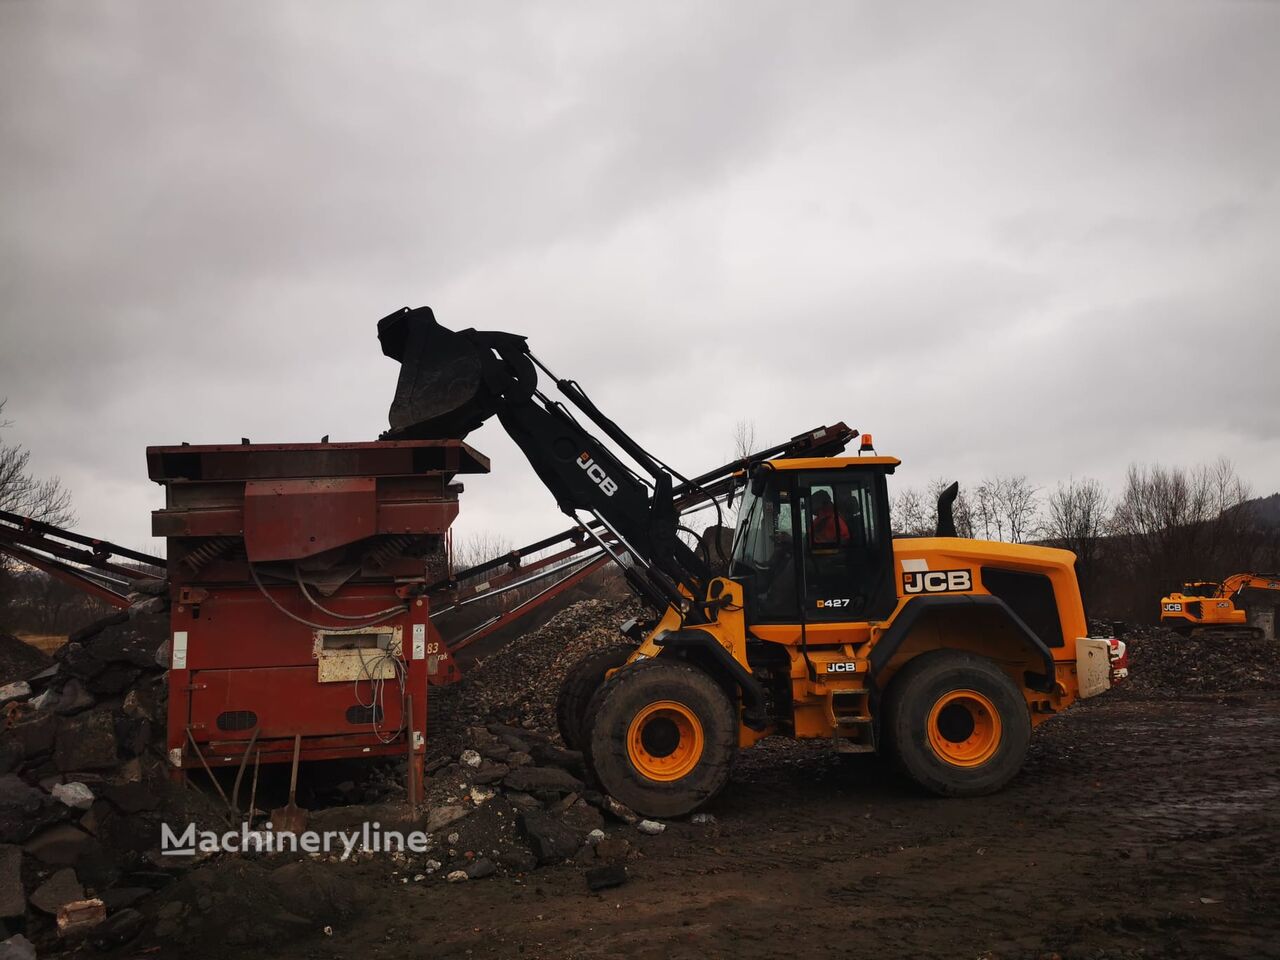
626;700;704;781
926;689;1002;767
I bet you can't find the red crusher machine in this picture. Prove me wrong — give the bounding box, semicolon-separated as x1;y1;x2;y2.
145;439;488;791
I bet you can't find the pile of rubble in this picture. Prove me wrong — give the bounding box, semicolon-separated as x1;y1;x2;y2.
0;594;223;957
1113;622;1280;696
0;591;683;956
453;596;646;730
411;720;683;890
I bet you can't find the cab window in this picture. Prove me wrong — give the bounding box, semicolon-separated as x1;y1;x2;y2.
730;477;797;619
797;472;893;620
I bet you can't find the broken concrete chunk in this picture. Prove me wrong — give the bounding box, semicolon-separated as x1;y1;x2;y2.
51;781;95;811
23;824;95;866
637;819;666;835
10;714;56;761
59;643;106;681
518;810;583;865
56;896;106;937
121;690;151;720
690;812;717;825
86;663;141;696
424;805;469;834
444;869;468;883
459;749;482;769
0;682;31;708
529;742;583;769
55;711;118;771
501;765;583;796
601;795;640;825
470;761;509;785
52;678;96;716
88;906;145;950
560;800;604;834
464;857;495;879
0;774;63;844
29;867;85;914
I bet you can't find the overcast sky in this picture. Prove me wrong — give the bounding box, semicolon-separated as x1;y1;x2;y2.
2;0;1277;557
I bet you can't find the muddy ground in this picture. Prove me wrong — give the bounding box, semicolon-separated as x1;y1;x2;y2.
234;685;1277;960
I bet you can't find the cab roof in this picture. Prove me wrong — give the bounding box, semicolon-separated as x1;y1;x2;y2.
770;455;901;471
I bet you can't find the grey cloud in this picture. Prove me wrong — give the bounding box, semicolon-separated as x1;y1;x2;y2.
1;0;1277;551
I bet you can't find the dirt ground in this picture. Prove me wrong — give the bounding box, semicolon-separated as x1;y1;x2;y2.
247;685;1277;960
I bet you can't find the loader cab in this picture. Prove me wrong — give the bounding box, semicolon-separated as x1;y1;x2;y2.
729;459;898;624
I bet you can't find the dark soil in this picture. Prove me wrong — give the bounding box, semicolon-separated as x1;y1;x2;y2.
153;688;1278;960
152;622;1278;960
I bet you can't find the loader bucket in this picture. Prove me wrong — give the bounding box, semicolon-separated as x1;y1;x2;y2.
378;306;496;440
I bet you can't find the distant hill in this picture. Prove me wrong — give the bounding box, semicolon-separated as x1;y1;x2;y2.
1239;493;1280;530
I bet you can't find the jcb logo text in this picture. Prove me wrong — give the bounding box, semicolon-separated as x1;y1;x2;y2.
577;453;618;497
902;569;972;594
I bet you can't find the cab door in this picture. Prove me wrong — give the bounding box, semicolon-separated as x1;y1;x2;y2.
729;467;895;625
793;469;896;623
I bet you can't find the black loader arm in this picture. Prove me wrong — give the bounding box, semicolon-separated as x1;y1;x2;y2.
378;306;711;614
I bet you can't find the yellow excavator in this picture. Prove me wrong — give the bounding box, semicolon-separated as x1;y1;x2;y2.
380;307;1129;817
1160;573;1280;638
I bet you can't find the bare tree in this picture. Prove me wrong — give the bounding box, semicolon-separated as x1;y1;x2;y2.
891;487;930;536
0;400;73;526
891;481;974;538
731;419;758;461
1109;459;1254;619
451;530;514;575
972;475;1039;543
1044;477;1109;599
1;401;77;630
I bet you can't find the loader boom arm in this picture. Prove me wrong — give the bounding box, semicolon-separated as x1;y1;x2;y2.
378;306;854;618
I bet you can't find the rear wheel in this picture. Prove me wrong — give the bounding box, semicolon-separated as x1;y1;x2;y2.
583;659;737;818
882;650;1030;797
555;643;636;750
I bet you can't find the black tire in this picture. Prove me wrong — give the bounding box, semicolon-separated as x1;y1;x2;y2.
555;643;636;750
882;650;1030;797
582;658;737;818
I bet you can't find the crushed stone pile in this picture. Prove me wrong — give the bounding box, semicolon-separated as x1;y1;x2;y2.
444;596;647;732
0;634;52;688
1110;622;1280;696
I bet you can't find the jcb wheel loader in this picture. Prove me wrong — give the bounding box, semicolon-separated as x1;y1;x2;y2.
380;307;1128;817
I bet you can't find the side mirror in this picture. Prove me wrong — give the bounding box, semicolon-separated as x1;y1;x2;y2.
750;466;770;498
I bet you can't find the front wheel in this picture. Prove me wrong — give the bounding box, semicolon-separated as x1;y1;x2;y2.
583;659;737;818
555;643;636;750
882;650;1031;797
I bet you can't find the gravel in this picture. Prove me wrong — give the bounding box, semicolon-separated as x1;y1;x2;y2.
1112;622;1280;695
